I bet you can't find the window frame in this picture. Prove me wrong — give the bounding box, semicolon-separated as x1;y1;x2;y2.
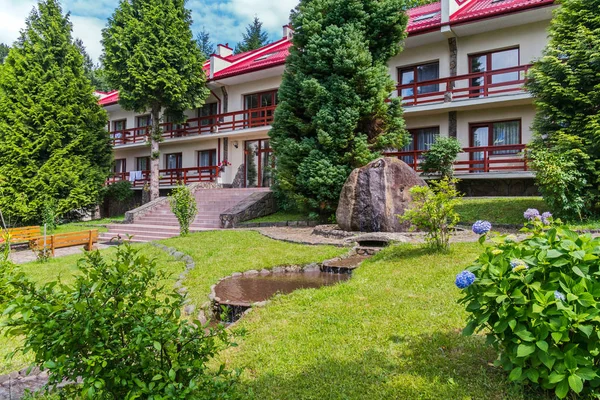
113;158;126;174
397;61;441;100
164;152;183;170
243;89;278;110
112;119;127;132
469;119;522;155
197;149;217;168
136;157;150;171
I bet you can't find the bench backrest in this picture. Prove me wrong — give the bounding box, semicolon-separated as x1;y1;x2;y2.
3;226;41;242
31;230;99;251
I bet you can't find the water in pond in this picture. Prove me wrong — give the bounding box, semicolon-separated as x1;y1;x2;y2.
214;271;350;306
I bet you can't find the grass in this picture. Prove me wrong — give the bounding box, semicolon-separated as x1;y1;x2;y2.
51;215;124;234
456;197;548;225
248;210;311;223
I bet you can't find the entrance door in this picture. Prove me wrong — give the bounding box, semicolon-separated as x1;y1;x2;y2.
245;139;272;187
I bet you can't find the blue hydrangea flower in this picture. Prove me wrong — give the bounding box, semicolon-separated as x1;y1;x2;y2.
542;211;553;225
524;208;540;221
472;220;492;235
455;270;476;289
554;291;566;302
510;259;528;272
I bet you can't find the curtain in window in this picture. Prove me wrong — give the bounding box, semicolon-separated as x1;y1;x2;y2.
493;121;520;154
418;63;439;94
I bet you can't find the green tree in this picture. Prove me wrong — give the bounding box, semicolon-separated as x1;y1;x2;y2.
102;0;208;201
196;27;215;58
0;0;111;224
234;16;270;54
0;43;9;63
526;0;600;219
270;0;410;217
74;38;111;92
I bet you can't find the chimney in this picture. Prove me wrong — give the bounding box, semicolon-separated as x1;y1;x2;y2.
442;0;471;24
216;43;233;58
283;24;294;39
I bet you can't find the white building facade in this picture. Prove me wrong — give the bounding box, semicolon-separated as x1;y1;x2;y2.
99;0;556;196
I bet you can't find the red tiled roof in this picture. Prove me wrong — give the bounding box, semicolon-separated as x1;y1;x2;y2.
451;0;555;23
98;90;119;106
407;2;442;34
212;39;291;80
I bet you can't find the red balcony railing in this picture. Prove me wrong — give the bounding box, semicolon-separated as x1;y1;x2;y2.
106;166;219;187
109;105;277;146
384;144;528;174
396;65;532;106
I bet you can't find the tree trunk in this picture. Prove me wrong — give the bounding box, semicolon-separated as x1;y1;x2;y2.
150;105;161;201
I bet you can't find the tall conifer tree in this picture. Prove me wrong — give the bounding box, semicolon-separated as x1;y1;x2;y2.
526;0;600;218
270;0;409;217
196;27;215;58
102;0;208;200
234;17;270;54
0;0;111;224
0;43;9;64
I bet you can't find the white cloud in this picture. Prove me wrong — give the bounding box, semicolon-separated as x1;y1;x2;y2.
71;15;106;63
225;0;297;32
0;0;37;46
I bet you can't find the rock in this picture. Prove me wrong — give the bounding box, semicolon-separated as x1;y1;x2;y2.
260;269;270;275
336;157;426;232
243;270;259;276
184;304;195;316
253;301;268;307
232;272;242;277
272;267;284;274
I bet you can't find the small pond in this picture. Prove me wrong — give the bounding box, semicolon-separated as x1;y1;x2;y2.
214;271;350;307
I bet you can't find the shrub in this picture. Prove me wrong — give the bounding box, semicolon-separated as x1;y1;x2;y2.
103;180;134;203
399;177;462;251
420;137;462;178
457;211;600;399
3;242;239;399
529;151;589;221
169;185;198;236
41;200;58;232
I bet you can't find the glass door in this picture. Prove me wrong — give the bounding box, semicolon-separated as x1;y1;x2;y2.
470;125;489;173
245;139;272;187
244;91;277;128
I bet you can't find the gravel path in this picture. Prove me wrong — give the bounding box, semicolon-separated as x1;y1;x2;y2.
8;243;114;265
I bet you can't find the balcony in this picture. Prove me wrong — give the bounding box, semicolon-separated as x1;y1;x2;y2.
106;166;219;187
396;65;532;107
384;144;529;175
109;105;277;147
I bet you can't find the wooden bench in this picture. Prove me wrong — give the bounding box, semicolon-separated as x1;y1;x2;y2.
30;230;98;257
0;226;41;244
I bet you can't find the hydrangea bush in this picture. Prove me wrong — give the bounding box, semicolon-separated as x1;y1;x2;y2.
456;210;600;399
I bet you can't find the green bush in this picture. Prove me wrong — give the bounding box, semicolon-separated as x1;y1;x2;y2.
399;177;461;252
169;185;198;236
103;180;134;203
41;200;58;232
457;214;600;399
420;137;462;178
3;242;239;399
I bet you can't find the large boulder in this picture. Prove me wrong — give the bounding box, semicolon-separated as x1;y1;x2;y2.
336;157;426;232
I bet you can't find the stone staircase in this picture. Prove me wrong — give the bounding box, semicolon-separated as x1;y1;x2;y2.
100;188;270;243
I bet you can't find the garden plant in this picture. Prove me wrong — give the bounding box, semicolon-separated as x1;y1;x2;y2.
457;209;600;398
420;137;462;178
169;184;198;236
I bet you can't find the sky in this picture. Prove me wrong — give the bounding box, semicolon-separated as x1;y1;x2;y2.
0;0;299;63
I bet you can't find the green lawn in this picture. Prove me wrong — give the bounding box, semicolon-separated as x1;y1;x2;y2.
248;210;311;223
456;197;548;225
2;232;553;399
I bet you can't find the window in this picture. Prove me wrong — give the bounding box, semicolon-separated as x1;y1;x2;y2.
198;103;218;127
469;48;519;95
398;62;440;99
470;120;521;155
165;153;182;170
255;52;277;62
244;90;278;110
136;157;150;171
400;127;439;166
136;115;151;136
112;119;126;135
113;159;126;174
413;12;439;22
198;149;217;167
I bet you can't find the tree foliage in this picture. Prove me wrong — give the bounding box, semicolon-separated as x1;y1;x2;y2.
3;243;240;399
420;137;463;178
102;0;209;200
0;0;112;224
196;27;215;59
525;0;600;219
0;43;9;63
269;0;410;216
74;38;111;92
234;17;270;54
169;184;198;236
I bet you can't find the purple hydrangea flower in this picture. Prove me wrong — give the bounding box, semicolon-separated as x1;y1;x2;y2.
542;211;553;225
472;220;492;235
554;291;566;302
455;270;476;289
524;208;540;221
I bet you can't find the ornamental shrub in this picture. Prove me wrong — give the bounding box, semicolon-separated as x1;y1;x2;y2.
457;213;600;399
399;177;462;252
3;242;239;399
169;185;198;236
420;137;462;178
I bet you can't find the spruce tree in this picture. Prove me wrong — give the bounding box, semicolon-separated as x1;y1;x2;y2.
270;0;409;217
0;0;112;224
196;27;215;59
0;43;9;63
74;38;111;92
526;0;600;219
102;0;208;201
234;17;270;54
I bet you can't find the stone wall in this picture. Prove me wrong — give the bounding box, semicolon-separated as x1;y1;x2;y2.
220;191;277;228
